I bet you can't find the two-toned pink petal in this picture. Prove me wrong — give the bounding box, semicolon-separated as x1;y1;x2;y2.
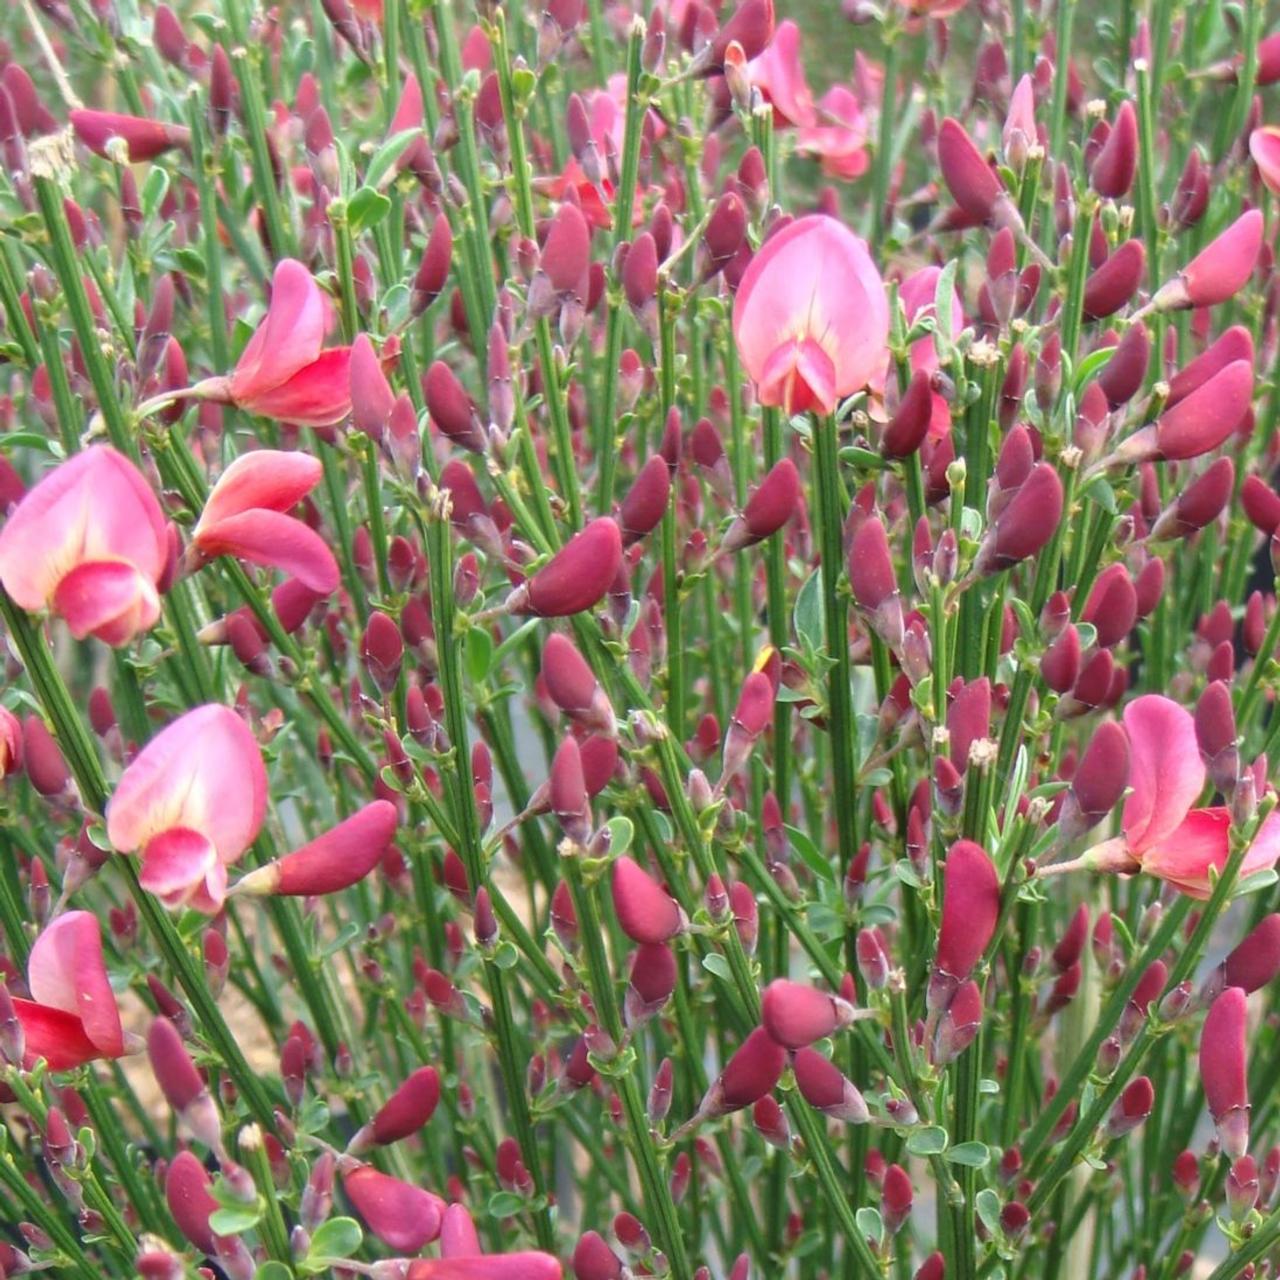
26;910;123;1058
238;347;353;427
106;704;267;868
52;560;161;645
194;508;339;594
1121;695;1206;856
230;259;332;403
197;450;323;530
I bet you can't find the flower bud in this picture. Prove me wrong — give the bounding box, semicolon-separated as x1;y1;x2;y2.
719;458;800;554
882;1164;913;1235
1106;1075;1154;1138
930;840;999;1008
760;979;860;1048
1082;240;1146;320
1202;987;1250;1159
509;518;623;617
611;855;681;943
931;980;984;1064
793;1046;870;1123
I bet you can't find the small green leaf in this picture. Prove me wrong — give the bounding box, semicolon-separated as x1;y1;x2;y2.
794;568;824;653
365;127;423;189
1234;869;1278;898
976;1188;1002;1236
1082;476;1117;514
785;823;836;885
255;1263;294;1280
945;1141;990;1168
933;259;959;359
906;1125;948;1156
141;167;170;222
209;1203;263;1235
1073;344;1116;392
487;1191;527;1220
605;815;633;858
305;1217;363;1267
492;940;519;969
702;953;732;981
466;627;493;684
855;1206;884;1244
893;859;926;890
347;186;392;234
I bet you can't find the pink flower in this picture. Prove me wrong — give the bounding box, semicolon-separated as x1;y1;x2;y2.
0;446;168;646
747;21;816;128
1084;696;1280;897
1250;126;1280;194
106;704;269;912
796;86;870;180
225;260;352;426
733;215;889;416
191;450;339;594
11;911;128;1070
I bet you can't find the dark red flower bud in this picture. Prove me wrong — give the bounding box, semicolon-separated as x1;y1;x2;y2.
882;368;934;459
948;677;992;772
1082;564;1137;648
931;840;999;1005
1152;457;1234;541
412;214;453;316
695;0;776;76
938;117;1004;221
703;192;747;277
1196;680;1239;794
1060;721;1130;841
71;109;189;161
1042;624;1082;694
22;714;67;796
1243;475;1280;535
368;1067;440;1146
543;202;591;296
1097;321;1150;409
1201;987;1250;1158
510;518;623;618
1154;210;1263;311
931;979;984;1064
1167;326;1254;409
793;1046;870;1123
984;463;1064;570
611;855;681;943
361;611;404;692
165;1151;220;1254
1082;239;1146;320
425;360;486;453
623;232;659;313
1090;101;1138;197
720;458;800;554
550;736;591;842
882;1164;913;1234
1107;1075;1154;1137
619;455;671;546
573;1231;624;1280
1223;915;1280;995
760;979;858;1049
542;633;614;734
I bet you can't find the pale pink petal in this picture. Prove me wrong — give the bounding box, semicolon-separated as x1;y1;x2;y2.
230;260;332;402
52;559;161;645
139;827;218;899
27;911;123;1057
106;704;267;865
733;215;889;406
748;21;817;128
197;450;324;531
238;347;353;427
195;509;339;595
759;337;837;415
11;998;104;1070
1138;806;1229;897
796;86;869;179
0;446;166;611
1121;695;1206;855
1251;127;1280;197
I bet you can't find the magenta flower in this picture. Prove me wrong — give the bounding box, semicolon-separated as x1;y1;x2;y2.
0;446;168;646
733;215;888;416
190;450;340;594
1078;696;1280;897
106;704;268;912
11;911;129;1070
223;259;352;426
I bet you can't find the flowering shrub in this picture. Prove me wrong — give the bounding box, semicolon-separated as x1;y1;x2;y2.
5;0;1280;1277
